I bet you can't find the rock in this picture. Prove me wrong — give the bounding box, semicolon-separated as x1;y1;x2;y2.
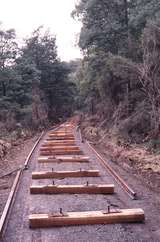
144;163;160;173
0;140;11;159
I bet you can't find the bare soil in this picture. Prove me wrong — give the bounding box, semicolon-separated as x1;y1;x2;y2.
97;140;160;193
1;128;160;242
80;118;160;194
0;135;39;217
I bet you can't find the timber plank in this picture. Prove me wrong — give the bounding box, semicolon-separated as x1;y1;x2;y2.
48;136;74;140
47;137;75;141
51;131;72;133
40;150;83;156
30;184;114;194
38;156;89;163
46;138;75;141
32;170;100;179
29;208;145;228
40;147;80;151
44;142;76;146
49;133;74;136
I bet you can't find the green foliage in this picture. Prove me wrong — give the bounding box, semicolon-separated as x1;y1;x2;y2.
0;25;77;133
73;0;160;141
21;27;76;121
73;0;135;56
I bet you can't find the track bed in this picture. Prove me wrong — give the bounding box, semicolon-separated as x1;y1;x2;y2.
1;120;160;242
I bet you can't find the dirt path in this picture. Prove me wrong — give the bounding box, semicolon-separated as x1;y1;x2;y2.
1;129;160;242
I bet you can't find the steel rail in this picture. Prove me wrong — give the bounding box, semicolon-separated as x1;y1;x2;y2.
0;130;46;238
86;141;137;199
0;120;78;237
24;131;45;169
0;169;22;237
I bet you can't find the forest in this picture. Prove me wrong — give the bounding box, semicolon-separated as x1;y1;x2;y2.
1;0;160;147
0;25;77;139
1;1;160;240
73;0;160;146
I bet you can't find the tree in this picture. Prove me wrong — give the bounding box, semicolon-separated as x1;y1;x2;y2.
0;25;18;97
0;25;76;133
21;27;76;121
73;0;135;56
73;0;160;141
138;22;160;136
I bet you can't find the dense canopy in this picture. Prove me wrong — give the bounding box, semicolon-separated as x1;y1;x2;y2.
73;0;160;142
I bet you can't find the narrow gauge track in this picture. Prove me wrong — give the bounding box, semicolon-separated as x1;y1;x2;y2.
0;122;66;238
86;142;136;199
29;118;144;228
0;131;46;238
0;118;146;241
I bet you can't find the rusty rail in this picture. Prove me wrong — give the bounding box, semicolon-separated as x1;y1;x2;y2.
0;130;46;237
86;141;137;200
24;131;45;169
0;170;22;237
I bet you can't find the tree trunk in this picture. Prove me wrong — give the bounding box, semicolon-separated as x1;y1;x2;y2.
2;81;6;96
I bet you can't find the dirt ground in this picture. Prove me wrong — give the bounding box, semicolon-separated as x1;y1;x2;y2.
0;135;39;217
96;140;160;194
0;128;160;242
81;118;160;194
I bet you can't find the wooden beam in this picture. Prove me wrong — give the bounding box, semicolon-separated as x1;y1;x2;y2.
45;140;75;143
49;133;73;136
32;170;100;179
48;136;74;140
60;124;73;127
40;146;80;151
44;142;76;146
46;138;74;141
49;134;74;137
40;149;81;153
41;145;80;150
49;134;73;137
49;129;72;132
50;130;73;135
40;150;83;156
29;208;145;228
38;156;89;163
47;138;75;141
43;144;76;147
30;184;114;194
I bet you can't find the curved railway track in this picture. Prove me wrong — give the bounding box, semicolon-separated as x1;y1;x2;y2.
0;131;45;237
0;118;146;240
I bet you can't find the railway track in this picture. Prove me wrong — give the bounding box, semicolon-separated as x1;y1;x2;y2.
0;118;145;238
0;131;46;238
29;119;144;228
